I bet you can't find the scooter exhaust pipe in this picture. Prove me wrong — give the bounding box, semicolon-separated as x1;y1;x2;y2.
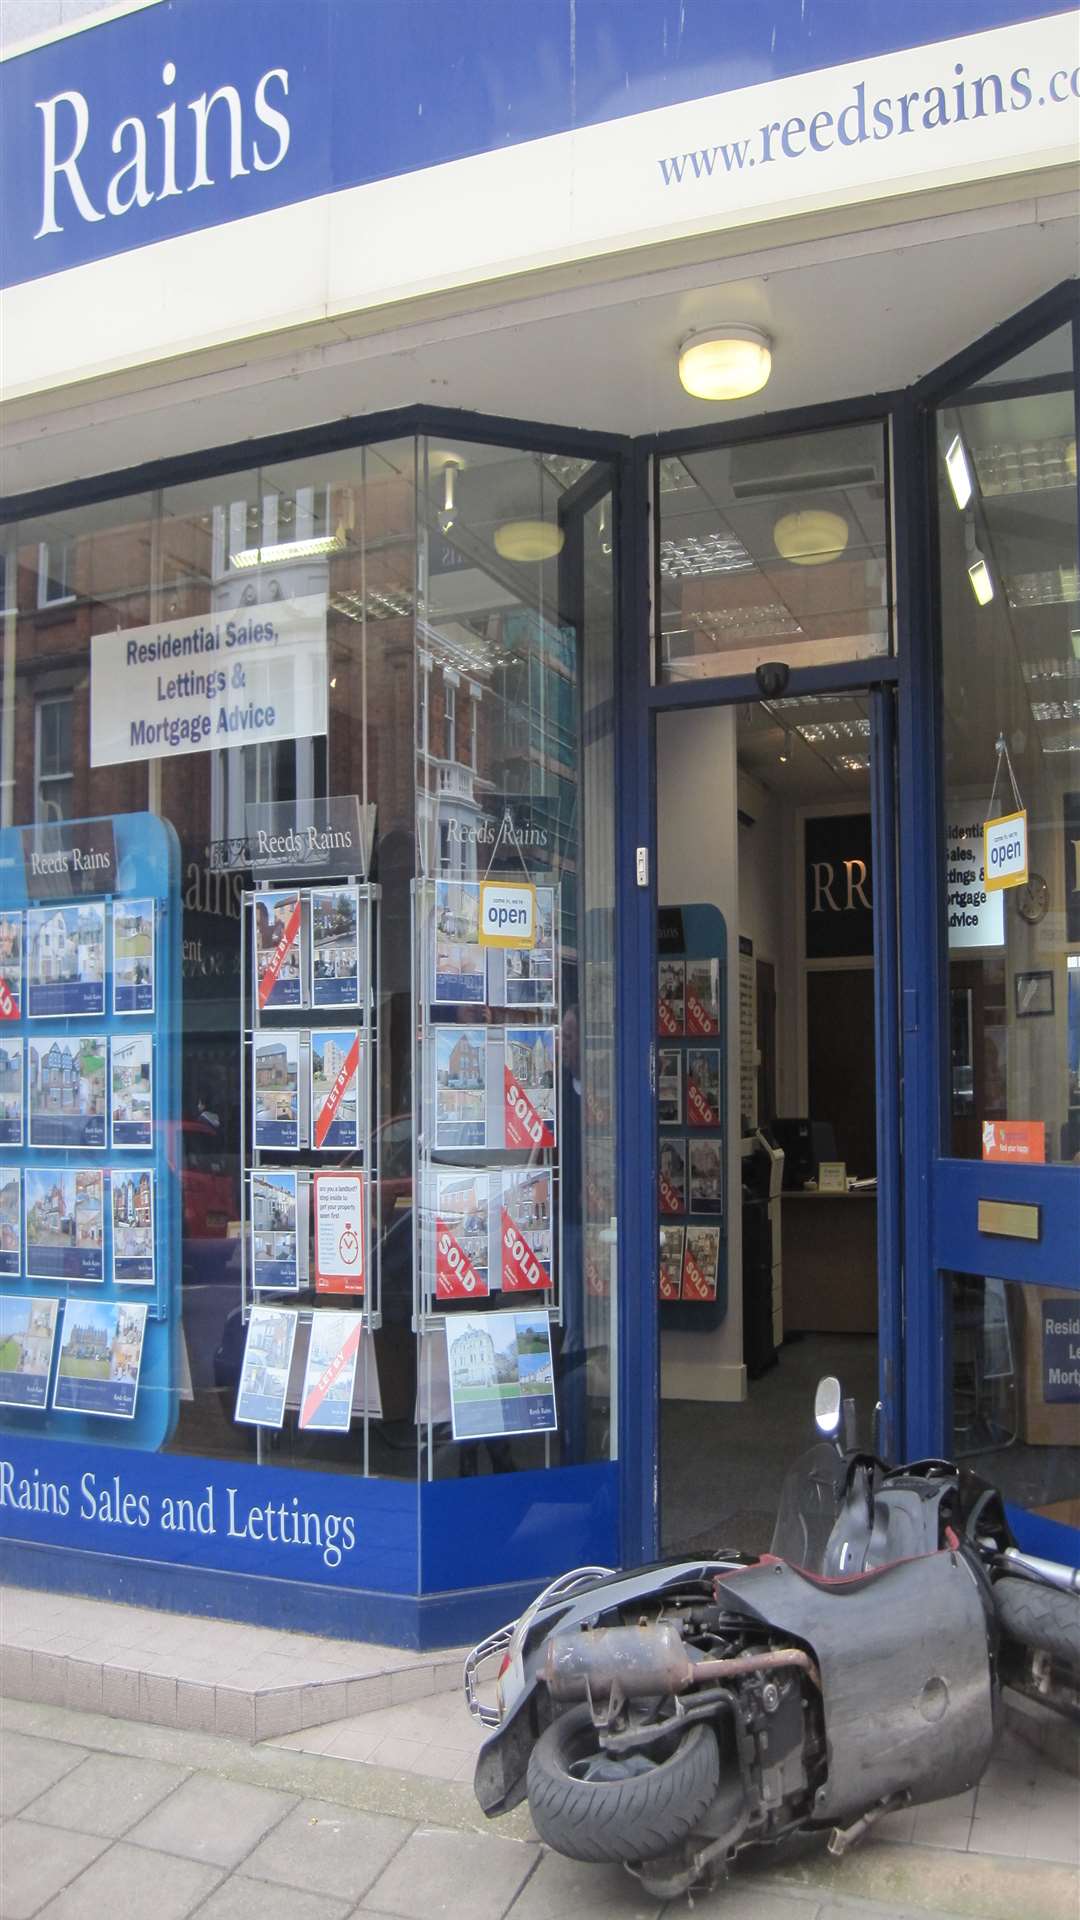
543;1623;819;1701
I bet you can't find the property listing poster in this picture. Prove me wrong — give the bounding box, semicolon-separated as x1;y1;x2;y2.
111;1168;155;1284
252;1030;300;1150
434;1170;490;1300
298;1309;363;1433
310;1028;361;1151
112;898;155;1014
253;891;303;1009
490;886;556;1007
445;1308;557;1441
657;1049;682;1125
686;959;720;1036
54;1299;146;1418
313;1171;365;1294
689;1138;723;1212
25;1168;104;1282
658;960;685;1037
682;1225;721;1301
28;1035;107;1149
0;1039;23;1146
235;1305;298;1427
500;1166;553;1293
432;880;486;1005
110;1033;153;1148
433;1026;488;1149
310;886;362;1008
686;1049;721;1128
0;911;23;1018
250;1169;300;1291
659;1138;686;1215
659;1224;684;1300
503;1027;556;1149
26;903;106;1018
0;1294;59;1409
0;1168;20;1276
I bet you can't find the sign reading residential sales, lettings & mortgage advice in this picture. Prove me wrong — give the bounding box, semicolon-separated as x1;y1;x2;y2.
90;598;329;767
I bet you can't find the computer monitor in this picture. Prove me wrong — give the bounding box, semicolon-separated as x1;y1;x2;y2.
772;1118;813;1190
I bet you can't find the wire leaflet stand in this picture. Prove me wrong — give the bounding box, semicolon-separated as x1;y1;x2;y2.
239;803;380;1466
411;844;563;1479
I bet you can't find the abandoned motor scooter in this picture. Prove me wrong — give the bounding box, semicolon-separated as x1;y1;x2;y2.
464;1377;1080;1900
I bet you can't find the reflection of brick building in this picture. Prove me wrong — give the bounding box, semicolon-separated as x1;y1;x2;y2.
445;1035;482;1086
254;1042;290;1088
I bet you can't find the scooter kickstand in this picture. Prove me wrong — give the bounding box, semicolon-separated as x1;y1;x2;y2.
828;1793;909;1857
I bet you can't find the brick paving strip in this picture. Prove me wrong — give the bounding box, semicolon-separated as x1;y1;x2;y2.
2;1695;1078;1920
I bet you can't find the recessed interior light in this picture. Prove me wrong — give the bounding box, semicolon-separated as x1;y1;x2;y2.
678;326;773;402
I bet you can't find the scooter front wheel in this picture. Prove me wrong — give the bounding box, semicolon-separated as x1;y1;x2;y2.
525;1703;720;1864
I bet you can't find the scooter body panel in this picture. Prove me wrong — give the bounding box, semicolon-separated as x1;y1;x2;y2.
715;1551;998;1822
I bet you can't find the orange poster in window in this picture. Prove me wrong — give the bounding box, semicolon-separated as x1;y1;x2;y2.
981;1121;1045;1163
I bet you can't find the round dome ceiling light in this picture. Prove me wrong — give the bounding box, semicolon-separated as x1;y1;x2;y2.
773;509;850;566
678;326;773;402
494;520;565;563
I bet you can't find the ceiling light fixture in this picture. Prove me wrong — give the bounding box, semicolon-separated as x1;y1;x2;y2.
773;509;849;566
231;531;346;568
944;434;974;510
493;520;564;563
678;326;773;402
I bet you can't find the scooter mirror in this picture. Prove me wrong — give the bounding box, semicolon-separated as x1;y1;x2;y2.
814;1376;843;1436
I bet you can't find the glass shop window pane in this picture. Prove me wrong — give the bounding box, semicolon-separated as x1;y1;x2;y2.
948;1274;1080;1529
657;423;893;683
936;324;1080;1161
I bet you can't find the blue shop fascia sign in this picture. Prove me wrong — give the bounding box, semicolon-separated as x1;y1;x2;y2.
1;0;1071;290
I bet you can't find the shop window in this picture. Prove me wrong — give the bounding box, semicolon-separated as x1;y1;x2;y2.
935;323;1080;1162
34;691;74;821
0;434;618;1520
947;1274;1079;1526
656;423;893;683
36;536;75;608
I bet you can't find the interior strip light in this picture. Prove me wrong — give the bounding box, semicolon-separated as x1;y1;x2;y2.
945;434;974;511
230;533;346;568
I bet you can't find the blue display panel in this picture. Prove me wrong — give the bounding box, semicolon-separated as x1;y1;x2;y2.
0;815;181;1451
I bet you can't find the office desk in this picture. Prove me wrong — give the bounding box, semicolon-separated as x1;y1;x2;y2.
781;1190;877;1334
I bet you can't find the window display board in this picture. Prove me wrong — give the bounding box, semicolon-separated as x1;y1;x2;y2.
239;876;380;1439
413;877;562;1460
656;904;729;1329
0;815;182;1450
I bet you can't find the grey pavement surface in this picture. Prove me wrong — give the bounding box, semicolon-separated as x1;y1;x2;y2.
1;1693;1078;1920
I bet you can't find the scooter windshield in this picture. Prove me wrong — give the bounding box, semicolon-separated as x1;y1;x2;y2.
770;1441;850;1572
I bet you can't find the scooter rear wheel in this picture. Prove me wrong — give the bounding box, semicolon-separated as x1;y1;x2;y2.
995;1578;1080;1668
525;1704;720;1864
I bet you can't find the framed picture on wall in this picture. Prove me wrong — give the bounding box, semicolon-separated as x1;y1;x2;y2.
1015;970;1054;1017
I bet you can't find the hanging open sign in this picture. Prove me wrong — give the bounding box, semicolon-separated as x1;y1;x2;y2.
479;881;535;949
983;809;1028;892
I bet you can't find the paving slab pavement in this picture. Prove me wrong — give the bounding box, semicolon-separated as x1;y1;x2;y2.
1;1693;1078;1920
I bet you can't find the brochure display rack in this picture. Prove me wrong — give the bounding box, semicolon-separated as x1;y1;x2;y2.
656;904;728;1330
412;877;561;1461
239;878;380;1448
0;814;181;1449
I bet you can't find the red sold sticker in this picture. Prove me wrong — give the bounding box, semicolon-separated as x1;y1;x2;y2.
686;992;718;1037
658;996;679;1037
501;1210;549;1292
0;977;16;1021
504;1068;555;1150
659;1172;683;1216
687;1079;717;1127
682;1251;715;1301
436;1224;488;1298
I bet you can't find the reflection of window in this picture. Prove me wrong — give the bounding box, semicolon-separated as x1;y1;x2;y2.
35;693;74;821
444;676;456;762
417;656;430;756
37;538;75;608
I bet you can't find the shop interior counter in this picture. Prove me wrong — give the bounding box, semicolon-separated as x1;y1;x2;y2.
781;1189;878;1334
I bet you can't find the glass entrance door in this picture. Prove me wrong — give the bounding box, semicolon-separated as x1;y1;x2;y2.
930;309;1080;1552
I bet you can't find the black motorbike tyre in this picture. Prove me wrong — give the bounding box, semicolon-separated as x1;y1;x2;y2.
995;1578;1080;1666
525;1704;720;1864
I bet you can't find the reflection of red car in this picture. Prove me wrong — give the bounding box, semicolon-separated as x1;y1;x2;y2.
162;1119;237;1239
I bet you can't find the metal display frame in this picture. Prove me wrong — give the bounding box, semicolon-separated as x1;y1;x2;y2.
411;876;563;1478
239;876;382;1459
